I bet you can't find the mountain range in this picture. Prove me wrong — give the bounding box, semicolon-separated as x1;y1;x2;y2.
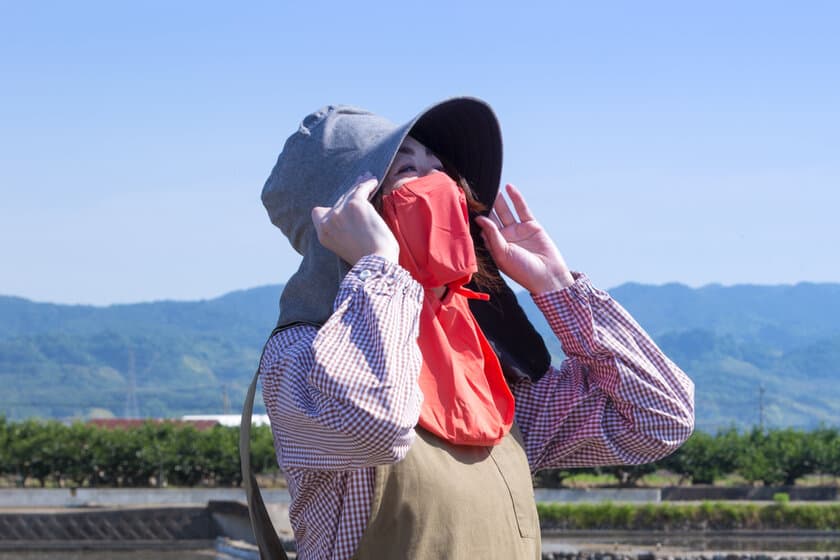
2;281;839;430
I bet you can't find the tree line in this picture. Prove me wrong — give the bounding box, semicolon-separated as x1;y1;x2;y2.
535;426;840;488
0;418;277;488
1;417;838;488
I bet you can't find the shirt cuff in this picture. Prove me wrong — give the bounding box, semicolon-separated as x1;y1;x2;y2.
343;254;423;297
531;271;609;352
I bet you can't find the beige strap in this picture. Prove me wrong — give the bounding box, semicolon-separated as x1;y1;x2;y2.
240;365;288;560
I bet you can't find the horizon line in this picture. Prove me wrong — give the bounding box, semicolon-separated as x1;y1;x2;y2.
3;278;840;308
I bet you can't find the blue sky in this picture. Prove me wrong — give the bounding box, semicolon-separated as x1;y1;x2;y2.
1;1;838;304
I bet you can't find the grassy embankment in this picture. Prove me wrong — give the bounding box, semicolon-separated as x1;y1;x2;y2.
559;472;839;488
538;501;840;531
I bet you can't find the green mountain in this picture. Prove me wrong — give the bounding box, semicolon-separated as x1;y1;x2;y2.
1;282;838;430
607;283;840;430
0;287;281;420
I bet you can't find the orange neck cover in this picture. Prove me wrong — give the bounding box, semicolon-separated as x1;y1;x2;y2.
381;173;514;446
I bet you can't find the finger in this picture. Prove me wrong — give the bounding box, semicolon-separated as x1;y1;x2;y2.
505;184;535;222
353;172;376;198
474;215;493;231
475;215;507;258
333;174;375;208
332;186;354;209
488;209;504;230
493;190;517;226
311;206;329;225
350;177;379;201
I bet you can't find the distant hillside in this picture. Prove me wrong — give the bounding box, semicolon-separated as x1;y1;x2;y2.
610;282;840;350
604;283;840;430
1;282;839;430
518;282;840;430
0;286;282;344
0;287;282;420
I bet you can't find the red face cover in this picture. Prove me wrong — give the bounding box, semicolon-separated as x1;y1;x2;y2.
381;173;514;446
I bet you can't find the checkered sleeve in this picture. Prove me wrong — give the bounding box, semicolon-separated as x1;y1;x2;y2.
260;254;425;470
513;272;695;471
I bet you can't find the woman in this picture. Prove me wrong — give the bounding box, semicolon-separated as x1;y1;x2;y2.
254;98;695;559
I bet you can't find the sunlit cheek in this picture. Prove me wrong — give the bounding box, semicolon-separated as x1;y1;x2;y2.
384;176;421;194
378;176;396;195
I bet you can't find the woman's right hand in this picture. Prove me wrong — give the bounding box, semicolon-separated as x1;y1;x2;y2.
311;175;400;266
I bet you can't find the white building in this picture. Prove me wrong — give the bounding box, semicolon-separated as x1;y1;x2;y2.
182;414;271;427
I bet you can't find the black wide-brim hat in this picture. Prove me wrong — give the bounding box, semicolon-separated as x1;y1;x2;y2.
263;97;503;256
407;98;503;209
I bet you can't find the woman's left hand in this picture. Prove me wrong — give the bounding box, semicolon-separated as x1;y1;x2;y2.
474;184;575;294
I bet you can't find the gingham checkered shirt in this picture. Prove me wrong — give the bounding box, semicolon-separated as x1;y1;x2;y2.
260;255;695;560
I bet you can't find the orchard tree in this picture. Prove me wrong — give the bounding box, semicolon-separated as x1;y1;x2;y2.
59;423;97;487
199;426;242;486
251;424;280;475
766;428;815;486
0;417;8;475
599;463;657;487
736;428;779;485
808;426;839;481
532;469;577;488
6;419;59;487
666;428;740;485
167;425;205;486
735;427;815;486
90;427;155;487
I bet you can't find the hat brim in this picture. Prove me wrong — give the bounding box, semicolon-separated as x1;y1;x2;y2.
376;98;503;211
